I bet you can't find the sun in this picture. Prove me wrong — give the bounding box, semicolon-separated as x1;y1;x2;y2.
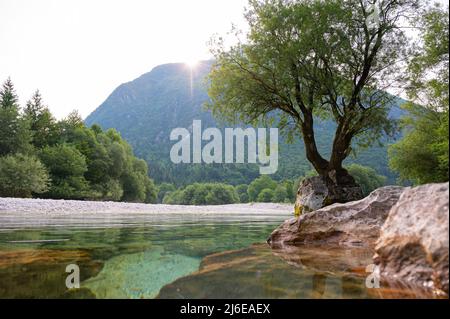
185;58;199;69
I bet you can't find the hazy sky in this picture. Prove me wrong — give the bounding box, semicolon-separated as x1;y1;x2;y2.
0;0;446;119
0;0;247;119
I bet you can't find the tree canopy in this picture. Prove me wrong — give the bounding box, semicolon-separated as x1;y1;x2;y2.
0;78;32;156
207;0;419;200
389;3;449;185
0;154;50;198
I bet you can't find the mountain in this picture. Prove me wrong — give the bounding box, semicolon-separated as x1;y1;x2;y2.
85;61;403;186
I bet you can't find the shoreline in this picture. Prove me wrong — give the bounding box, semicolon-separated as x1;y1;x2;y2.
0;197;293;230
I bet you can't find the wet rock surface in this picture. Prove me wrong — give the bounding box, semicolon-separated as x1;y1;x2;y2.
156;244;438;299
83;248;201;299
270;186;405;247
374;183;449;296
0;249;102;298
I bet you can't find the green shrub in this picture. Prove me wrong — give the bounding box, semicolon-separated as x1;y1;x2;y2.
247;175;277;201
273;185;287;203
257;188;275;202
346;164;387;196
157;183;176;203
235;184;249;203
39;144;89;199
162;183;239;205
0;154;50;198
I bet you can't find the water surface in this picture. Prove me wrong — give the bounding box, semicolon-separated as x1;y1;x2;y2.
0;212;437;299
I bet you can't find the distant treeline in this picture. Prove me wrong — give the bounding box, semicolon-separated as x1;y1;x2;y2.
158;164;386;205
0;79;157;202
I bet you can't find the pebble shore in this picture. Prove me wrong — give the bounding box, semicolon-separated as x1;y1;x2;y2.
0;197;293;230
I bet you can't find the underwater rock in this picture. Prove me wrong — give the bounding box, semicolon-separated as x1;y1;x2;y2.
82;248;200;299
374;182;449;296
0;249;102;298
270;244;374;274
269;186;405;247
156;244;437;299
0;249;91;268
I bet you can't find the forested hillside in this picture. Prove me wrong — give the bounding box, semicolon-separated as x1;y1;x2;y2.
86;61;404;186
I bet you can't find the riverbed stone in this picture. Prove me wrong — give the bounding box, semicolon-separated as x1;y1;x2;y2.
156;244;436;299
83;248;201;298
0;249;102;298
270;186;405;247
374;182;449;296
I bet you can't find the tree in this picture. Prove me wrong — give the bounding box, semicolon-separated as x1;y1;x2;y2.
157;183;176;203
102;179;124;201
64;110;84;129
389;3;449;185
235;184;249;203
39;144;89;199
107;141;127;179
208;0;419;203
273;185;287;203
0;154;50;198
282;180;296;203
247;175;277;201
24;90;59;148
205;184;240;205
68;126;111;185
257;188;275;202
143;178;158;203
0;78;32;155
121;172;146;202
163;189;184;204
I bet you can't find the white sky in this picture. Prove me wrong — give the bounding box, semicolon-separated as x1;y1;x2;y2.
0;0;446;119
0;0;247;119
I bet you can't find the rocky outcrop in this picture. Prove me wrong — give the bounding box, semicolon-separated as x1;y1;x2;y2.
295;177;330;215
374;183;449;296
269;186;405;247
294;175;363;215
269;181;449;296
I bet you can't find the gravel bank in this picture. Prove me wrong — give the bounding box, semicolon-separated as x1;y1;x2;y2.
0;197;293;229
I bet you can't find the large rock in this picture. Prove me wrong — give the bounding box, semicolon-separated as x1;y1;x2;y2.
294;175;363;215
374;183;449;296
269;186;405;247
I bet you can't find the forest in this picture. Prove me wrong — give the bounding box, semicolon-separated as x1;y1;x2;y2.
0;80;157;203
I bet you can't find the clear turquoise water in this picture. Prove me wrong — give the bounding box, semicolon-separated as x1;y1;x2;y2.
0;215;437;299
0;218;284;298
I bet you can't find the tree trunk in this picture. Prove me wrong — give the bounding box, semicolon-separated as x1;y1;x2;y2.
300;111;329;175
327;121;358;186
300;115;363;206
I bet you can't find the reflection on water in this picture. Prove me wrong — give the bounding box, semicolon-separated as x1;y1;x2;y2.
0;216;439;299
157;243;437;299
